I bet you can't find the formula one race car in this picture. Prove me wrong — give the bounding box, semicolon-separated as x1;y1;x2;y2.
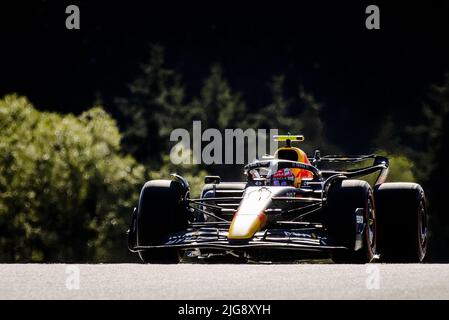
127;135;428;263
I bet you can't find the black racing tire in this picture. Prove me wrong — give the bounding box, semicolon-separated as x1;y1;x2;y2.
374;182;428;263
326;180;377;264
137;179;188;264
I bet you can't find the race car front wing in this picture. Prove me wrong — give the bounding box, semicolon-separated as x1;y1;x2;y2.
131;227;348;251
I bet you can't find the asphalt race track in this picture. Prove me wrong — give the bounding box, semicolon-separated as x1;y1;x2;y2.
0;264;448;299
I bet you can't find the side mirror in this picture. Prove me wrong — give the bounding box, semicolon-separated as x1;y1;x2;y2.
204;176;221;184
313;150;321;166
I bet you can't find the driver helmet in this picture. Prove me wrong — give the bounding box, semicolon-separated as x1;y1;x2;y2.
270;168;296;186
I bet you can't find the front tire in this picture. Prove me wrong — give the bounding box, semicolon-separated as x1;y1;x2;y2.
136;180;189;264
374;182;428;262
326;180;377;264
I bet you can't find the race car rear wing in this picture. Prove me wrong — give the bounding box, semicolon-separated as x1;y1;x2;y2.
319;155;389;186
316;154;377;163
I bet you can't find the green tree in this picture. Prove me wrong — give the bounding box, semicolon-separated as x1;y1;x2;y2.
372;116;404;154
372;118;417;182
376;151;416;182
408;73;449;260
0;95;144;262
253;76;333;154
296;85;330;152
373;73;449;261
148;154;208;198
116;45;187;165
253;75;297;131
189;65;247;130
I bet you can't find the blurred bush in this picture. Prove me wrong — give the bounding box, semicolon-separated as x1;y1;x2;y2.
148;154;208;198
0;95;144;262
376;151;416;183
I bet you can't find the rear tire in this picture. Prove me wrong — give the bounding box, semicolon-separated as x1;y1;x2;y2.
136;180;189;264
374;182;427;262
326;180;377;264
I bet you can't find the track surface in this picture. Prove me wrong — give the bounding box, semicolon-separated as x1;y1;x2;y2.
1;264;448;299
